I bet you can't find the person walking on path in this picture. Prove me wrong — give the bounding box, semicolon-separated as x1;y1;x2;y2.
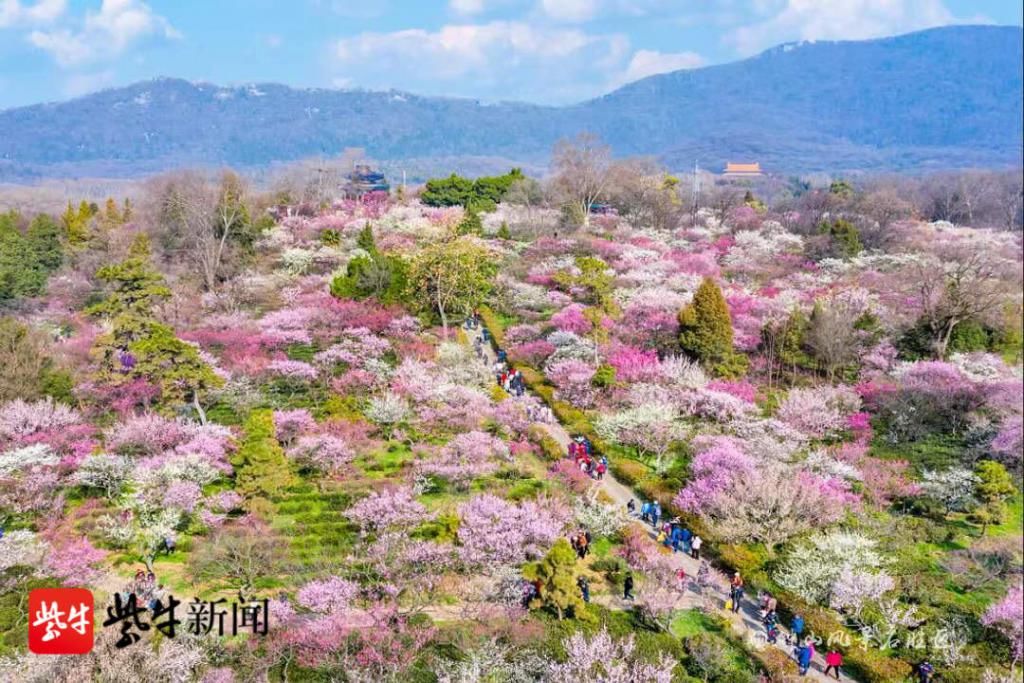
765;594;778;623
579;531;590;559
640;500;651;523
798;641;815;676
577;576;590;603
623;573;635;601
626;499;636;515
676;567;687;593
917;661;935;683
691;534;702;559
729;572;744;613
824;650;842;679
650;501;661;528
790;614;805;646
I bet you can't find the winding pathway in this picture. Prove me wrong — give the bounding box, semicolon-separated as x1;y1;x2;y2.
470;322;845;682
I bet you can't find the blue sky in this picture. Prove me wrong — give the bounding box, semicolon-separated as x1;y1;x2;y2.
1;0;1021;109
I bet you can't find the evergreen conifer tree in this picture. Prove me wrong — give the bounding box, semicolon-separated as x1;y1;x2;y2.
522;538;588;621
679;278;733;359
233;410;297;500
357;222;378;255
679;278;748;376
457;209;483;236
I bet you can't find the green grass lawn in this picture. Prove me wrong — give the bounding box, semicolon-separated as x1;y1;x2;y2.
355;441;414;479
670;608;718;639
271;484;357;579
990;494;1023;537
590;537;613;559
868;432;966;472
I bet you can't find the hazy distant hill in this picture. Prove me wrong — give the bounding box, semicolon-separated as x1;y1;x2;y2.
1;25;1020;180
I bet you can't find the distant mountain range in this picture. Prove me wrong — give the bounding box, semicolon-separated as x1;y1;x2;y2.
1;25;1021;181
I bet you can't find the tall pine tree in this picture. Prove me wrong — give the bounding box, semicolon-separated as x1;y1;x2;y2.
88;235;171;322
88;234;221;418
679;278;748;378
679;277;734;361
233;410;297;500
522;538;589;621
0;212;65;302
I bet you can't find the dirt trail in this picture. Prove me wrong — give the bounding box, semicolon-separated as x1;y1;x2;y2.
471;323;844;681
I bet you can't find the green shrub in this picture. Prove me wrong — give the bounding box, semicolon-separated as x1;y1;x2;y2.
610;459;649;487
754;647;798;679
507;478;546;500
413;512;460;543
948;319;991;354
478;305;507;346
711;352;750;380
592;363;616;387
0;573;51;656
457;210;483;236
822;218;863;257
591;555;627;578
842;649;912;683
529;426;565;462
683;632;750;682
285;342;317;362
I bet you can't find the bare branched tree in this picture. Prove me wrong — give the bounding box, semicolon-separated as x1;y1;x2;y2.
704;183;746;225
155;170;251;290
189;518;287;602
271;149;366;210
855;187;916;248
551;133;614;228
605;157;682;230
914;251;1009;358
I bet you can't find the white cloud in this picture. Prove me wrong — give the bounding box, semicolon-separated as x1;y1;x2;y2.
330;21;699;103
540;0;597;22
447;0;679;22
449;0;486;14
727;0;958;55
28;0;178;67
619;48;705;82
333;21;618;101
0;0;65;27
28;28;89;65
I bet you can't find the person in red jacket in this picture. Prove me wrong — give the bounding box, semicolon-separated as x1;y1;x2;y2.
824;649;843;679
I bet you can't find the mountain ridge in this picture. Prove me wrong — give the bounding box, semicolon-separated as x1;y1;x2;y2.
1;25;1021;180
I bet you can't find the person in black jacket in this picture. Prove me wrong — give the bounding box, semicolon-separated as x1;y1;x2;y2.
577;576;590;603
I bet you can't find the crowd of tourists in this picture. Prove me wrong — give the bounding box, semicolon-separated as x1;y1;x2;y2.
567;435;607;479
569;527;592;560
469;316;900;681
625;498;704;560
121;569;167;611
470;316;555;420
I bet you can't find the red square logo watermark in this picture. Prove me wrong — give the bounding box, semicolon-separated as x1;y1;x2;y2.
28;588;94;655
